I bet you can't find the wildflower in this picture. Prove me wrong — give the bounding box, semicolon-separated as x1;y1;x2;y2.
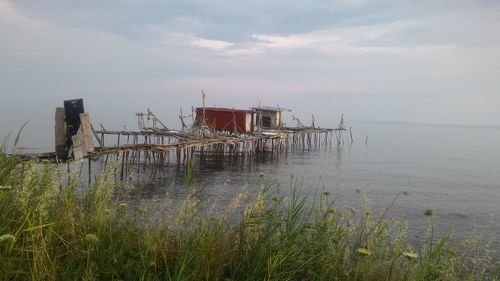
357;247;372;256
424;208;433;217
0;234;16;243
402;251;418;260
84;234;100;245
119;203;128;211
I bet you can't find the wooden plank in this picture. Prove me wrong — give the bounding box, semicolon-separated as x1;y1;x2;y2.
79;113;95;153
90;124;104;148
71;127;85;160
55;107;67;156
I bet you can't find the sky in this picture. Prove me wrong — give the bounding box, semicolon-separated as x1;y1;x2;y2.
1;0;499;149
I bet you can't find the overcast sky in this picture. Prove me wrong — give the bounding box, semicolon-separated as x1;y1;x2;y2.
1;0;499;148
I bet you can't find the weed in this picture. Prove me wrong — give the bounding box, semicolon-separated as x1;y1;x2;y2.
0;146;497;280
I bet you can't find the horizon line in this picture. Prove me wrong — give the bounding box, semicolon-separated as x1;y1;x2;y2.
352;120;500;129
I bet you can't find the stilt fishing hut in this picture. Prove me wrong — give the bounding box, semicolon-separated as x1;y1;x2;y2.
14;94;351;181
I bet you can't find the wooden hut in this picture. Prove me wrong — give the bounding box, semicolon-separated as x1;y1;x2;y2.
195;107;254;133
252;106;290;131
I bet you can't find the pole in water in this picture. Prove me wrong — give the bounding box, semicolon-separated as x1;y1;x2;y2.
88;157;91;186
67;162;71;182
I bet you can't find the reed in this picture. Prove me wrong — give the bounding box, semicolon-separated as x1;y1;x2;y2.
0;145;497;280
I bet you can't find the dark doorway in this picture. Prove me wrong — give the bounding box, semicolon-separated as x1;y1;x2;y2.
64;99;84;143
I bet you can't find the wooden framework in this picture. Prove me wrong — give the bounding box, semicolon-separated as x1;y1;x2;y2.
10;99;353;184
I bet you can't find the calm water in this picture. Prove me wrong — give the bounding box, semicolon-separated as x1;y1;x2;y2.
108;122;500;245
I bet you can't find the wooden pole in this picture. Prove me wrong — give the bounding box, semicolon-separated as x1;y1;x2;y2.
88;157;91;185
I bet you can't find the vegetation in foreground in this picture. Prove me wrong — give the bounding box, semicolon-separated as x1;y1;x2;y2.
0;144;498;281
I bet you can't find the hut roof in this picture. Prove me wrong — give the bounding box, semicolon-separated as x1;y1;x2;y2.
252;106;291;112
196;107;253;113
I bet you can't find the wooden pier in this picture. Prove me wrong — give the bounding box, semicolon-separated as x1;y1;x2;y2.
90;126;341;163
84;124;342;181
9;99;353;184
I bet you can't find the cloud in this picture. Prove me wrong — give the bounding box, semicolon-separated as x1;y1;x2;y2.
1;0;500;129
7;0;500;57
196;22;441;58
11;0;495;43
192;5;500;59
251;34;316;50
160;75;361;98
0;0;47;29
191;38;234;50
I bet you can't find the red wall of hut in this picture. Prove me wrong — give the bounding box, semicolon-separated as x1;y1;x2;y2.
195;107;254;133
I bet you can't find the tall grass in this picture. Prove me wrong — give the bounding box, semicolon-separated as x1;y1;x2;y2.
0;145;498;280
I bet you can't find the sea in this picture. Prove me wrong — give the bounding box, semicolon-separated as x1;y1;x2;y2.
110;122;500;246
8;121;500;247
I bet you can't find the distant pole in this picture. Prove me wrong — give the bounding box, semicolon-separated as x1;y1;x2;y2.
202;90;206;114
349;127;353;143
365;135;368;145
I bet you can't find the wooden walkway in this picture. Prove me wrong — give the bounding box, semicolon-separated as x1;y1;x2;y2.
90;127;337;159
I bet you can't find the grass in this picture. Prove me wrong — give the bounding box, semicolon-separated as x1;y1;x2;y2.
0;143;498;280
